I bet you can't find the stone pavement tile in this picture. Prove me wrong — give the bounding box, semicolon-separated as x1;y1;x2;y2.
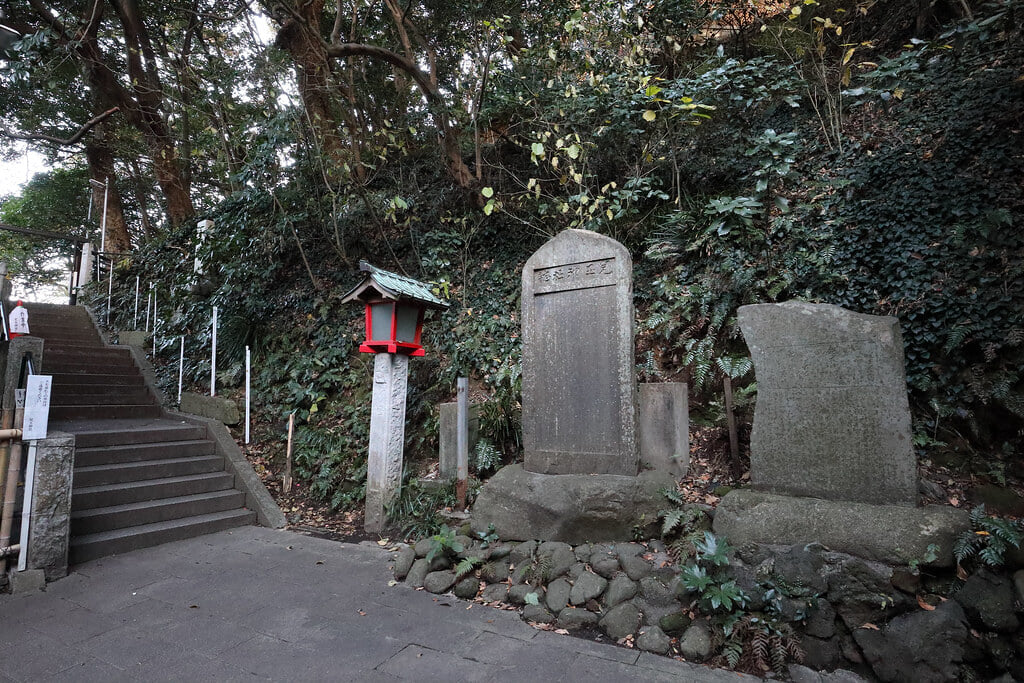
529;629;641;665
0;592;67;630
0;631;90;681
65;584;162;616
137;575;265;620
124;654;256;683
244;603;335;644
452;628;581;676
378;643;495;682
219;632;399;681
38;657;134;683
30;604;124;646
80;624;184;669
570;651;682;682
154;613;260;656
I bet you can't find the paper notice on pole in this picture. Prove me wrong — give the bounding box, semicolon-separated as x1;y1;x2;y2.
9;305;29;334
22;375;52;440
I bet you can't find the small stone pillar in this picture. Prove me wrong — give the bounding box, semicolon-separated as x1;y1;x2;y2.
364;352;410;533
25;431;75;580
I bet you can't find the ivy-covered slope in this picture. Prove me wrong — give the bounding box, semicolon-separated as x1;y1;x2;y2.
84;1;1022;516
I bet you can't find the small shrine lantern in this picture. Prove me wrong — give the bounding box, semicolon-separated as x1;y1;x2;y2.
341;261;449;357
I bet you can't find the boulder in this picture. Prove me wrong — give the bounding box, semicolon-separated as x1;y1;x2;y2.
590;554;620;579
570;571;608;605
714;489;969;567
406;558;430;588
523;604;555;624
600;602;640;639
558;606;600;629
480;583;509;603
854;600;969;683
180;391;240;425
620;553;654;581
537;541;576;579
546;578;572;613
481;559;510;583
454;577;479;599
636;625;672;654
603;574;638;608
393;545;416;580
471;464;676;543
678;620;713;661
952;570;1020;633
423;571;457;594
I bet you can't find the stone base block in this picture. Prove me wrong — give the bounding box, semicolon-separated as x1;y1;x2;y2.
713;489;970;567
118;329;147;348
8;569;46;594
471;464;676;544
180;391;241;425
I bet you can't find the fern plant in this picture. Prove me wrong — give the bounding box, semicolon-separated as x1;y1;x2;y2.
658;488;711;561
722;613;805;674
953;504;1024;570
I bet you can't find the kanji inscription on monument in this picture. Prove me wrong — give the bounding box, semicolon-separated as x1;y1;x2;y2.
738;301;917;505
521;229;637;475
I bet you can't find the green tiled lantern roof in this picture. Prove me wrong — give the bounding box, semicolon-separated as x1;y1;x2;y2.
341;261;449;309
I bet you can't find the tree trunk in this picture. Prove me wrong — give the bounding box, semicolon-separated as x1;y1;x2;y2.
85;133;132;253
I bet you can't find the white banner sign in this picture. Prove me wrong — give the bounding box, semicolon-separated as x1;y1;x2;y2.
22;375;52;440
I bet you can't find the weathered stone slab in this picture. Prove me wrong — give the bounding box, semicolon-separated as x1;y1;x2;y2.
521;229;637;475
26;431;75;581
438;401;479;479
180;391;240;425
118;329;147;348
471;464;674;544
738;301;917;505
638;382;689;476
712;489;969;567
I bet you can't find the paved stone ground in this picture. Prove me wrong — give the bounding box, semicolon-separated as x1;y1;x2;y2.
0;526;758;682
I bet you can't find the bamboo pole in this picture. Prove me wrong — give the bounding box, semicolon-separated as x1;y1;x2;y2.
283;413;294;494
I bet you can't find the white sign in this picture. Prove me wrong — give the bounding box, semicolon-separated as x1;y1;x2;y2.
22;375;52;440
8;305;29;335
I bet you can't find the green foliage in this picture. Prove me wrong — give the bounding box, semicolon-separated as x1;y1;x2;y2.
658;489;711;561
954;505;1024;570
474;523;499;549
454;556;483;581
473;439;503;477
678;532;747;613
425;526;465;564
390;478;458;540
722;613;805;674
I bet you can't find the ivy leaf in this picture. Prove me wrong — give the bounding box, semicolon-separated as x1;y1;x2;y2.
642;110;657;122
524;592;539;605
481;186;494;198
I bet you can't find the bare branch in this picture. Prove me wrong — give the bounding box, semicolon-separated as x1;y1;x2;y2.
1;107;120;146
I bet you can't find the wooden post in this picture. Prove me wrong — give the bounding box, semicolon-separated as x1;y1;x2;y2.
284;412;294;494
723;375;742;478
456;377;469;509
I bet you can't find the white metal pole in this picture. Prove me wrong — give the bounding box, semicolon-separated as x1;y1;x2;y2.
456;377;469;509
152;289;157;355
178;336;185;404
211;306;218;397
99;181;108;254
245;345;251;444
145;287;151;332
134;276;140;328
17;442;38;572
106;260;113;326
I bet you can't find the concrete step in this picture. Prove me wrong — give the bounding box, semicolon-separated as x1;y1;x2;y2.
75;439;216;466
68;508;256;564
69;425;209;449
45;348;134;363
51;373;145;387
51;404;163;420
72;471;236;511
70;489;246;535
35;332;104;345
51;389;154;406
74;455;224;486
43;362;139;375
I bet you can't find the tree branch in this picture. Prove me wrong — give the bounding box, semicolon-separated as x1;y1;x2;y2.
1;107;120;146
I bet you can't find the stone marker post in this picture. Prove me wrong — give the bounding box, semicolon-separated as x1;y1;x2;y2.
364;353;410;533
521;229;637;475
341;261;449;534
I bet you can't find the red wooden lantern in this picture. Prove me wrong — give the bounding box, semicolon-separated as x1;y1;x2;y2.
341;261;449;357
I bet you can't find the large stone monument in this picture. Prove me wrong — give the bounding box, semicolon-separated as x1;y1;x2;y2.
473;230;674;543
714;301;968;565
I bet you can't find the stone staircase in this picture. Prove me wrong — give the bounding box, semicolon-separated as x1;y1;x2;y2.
23;302;256;564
